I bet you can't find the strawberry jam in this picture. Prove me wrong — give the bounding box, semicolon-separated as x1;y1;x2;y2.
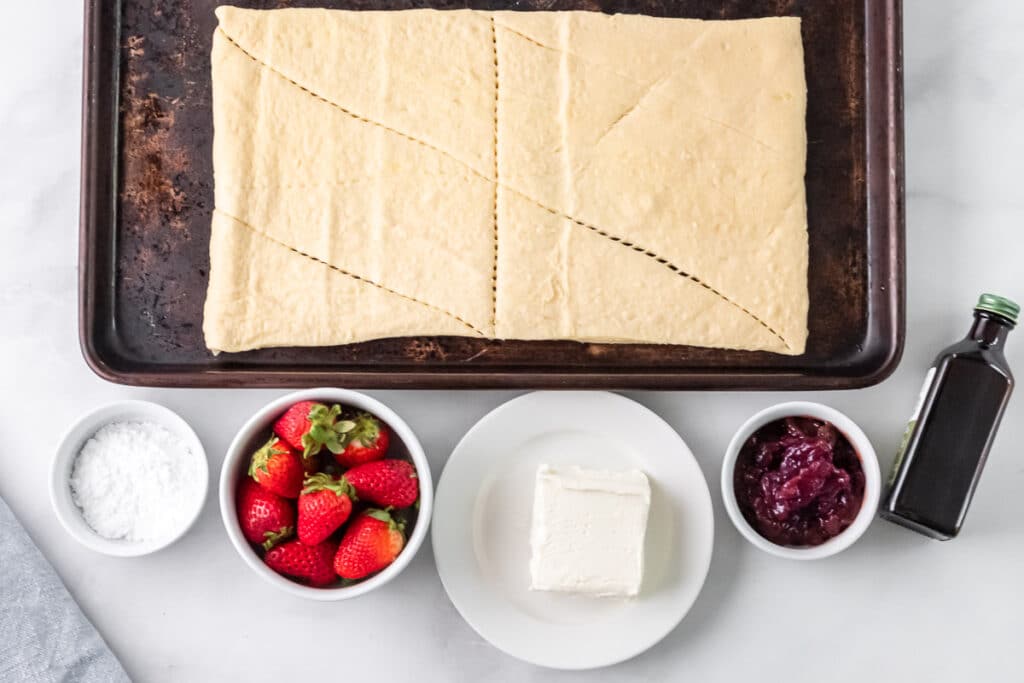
734;417;864;547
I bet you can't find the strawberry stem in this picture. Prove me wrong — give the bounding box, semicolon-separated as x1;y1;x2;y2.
248;437;282;479
299;404;346;458
302;473;356;499
261;526;294;552
347;413;381;447
364;508;404;535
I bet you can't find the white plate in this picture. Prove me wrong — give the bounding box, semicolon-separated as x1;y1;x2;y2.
432;391;714;670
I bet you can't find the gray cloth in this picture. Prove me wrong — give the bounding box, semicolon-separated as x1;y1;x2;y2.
0;496;130;683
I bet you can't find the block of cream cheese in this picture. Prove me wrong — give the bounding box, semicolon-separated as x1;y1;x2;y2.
529;464;651;597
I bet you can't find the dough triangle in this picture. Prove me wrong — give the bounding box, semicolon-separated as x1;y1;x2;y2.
204;211;480;352
215;6;496;176
496;191;788;352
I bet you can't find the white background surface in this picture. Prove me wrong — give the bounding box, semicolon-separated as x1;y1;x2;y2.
1;1;1021;680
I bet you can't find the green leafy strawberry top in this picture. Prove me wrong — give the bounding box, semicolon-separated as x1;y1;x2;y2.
248;437;284;478
302;472;356;499
347;412;381;448
366;508;405;536
302;404;356;458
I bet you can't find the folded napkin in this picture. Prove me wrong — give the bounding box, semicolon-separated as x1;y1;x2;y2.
0;496;130;683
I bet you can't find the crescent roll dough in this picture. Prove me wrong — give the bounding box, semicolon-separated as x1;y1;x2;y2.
205;7;808;354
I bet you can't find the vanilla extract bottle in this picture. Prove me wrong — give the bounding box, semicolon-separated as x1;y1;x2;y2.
881;294;1017;540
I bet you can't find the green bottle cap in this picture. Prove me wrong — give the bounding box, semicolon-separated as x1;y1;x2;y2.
975;293;1020;325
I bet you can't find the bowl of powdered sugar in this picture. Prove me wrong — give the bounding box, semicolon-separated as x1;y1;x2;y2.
51;400;208;556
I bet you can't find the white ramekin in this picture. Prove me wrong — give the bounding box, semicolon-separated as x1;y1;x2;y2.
721;401;880;560
219;388;432;600
51;400;209;557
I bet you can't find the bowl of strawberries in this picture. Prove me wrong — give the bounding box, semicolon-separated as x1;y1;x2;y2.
219;389;430;599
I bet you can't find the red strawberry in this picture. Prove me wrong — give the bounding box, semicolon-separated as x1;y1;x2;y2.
333;412;390;468
273;401;356;460
248;437;304;498
264;539;338;587
237;479;294;550
333;509;405;580
297;473;355;545
344;459;419;509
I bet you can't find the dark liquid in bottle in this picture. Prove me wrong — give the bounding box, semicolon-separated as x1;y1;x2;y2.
881;310;1015;540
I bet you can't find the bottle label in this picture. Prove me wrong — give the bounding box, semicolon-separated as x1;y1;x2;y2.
889;366;936;485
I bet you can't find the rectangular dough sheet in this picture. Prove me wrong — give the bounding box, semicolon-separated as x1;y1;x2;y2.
205;7;808;354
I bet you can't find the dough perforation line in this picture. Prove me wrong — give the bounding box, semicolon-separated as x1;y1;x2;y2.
490;17;500;333
496;21;780;153
523;197;791;349
215;209;487;337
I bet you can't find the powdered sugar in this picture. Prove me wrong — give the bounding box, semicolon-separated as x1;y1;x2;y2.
70;421;204;543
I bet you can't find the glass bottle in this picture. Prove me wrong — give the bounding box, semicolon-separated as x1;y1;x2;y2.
881;293;1018;540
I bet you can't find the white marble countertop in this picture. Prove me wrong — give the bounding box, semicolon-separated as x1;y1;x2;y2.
1;1;1022;680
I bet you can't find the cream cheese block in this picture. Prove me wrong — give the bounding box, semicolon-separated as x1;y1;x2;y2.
204;7;809;355
529;464;651;597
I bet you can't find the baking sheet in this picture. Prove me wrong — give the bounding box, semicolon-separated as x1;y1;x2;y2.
79;0;904;389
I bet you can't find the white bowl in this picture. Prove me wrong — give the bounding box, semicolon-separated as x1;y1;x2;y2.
720;401;880;560
50;400;209;557
219;388;432;600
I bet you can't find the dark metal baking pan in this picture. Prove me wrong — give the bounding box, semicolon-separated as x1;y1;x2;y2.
79;0;904;389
